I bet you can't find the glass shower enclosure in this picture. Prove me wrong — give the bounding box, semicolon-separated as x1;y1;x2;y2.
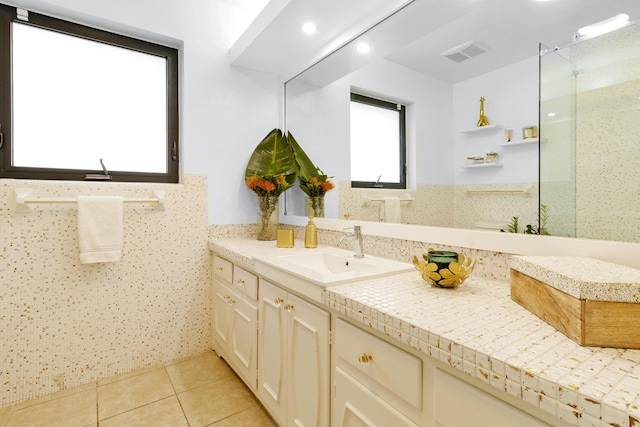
539;21;640;243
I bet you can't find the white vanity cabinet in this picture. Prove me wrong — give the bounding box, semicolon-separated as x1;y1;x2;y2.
212;256;258;390
333;318;422;427
433;369;552;427
333;318;559;427
258;278;330;427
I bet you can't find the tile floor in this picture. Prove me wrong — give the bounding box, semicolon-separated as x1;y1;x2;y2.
0;350;276;427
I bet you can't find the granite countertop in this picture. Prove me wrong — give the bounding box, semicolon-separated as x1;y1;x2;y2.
210;239;640;427
511;256;640;303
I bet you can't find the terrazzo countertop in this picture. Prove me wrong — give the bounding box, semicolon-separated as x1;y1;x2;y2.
511;256;640;303
210;239;640;427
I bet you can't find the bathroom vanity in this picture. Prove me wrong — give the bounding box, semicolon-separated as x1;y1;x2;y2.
210;239;639;427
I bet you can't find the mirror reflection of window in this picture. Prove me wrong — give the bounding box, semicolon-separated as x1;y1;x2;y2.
350;93;406;189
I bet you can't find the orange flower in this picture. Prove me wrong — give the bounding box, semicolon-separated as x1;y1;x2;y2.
320;180;334;192
257;180;276;192
246;176;258;189
275;175;286;184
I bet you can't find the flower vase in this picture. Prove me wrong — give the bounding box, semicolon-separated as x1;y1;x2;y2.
256;196;279;241
306;196;325;218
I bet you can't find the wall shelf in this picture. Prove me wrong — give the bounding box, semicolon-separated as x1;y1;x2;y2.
461;163;503;169
497;138;538;147
460;124;504;134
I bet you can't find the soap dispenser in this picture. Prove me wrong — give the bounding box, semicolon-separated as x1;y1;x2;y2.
304;217;317;248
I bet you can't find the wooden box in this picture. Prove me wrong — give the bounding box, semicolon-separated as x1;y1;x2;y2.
510;256;640;349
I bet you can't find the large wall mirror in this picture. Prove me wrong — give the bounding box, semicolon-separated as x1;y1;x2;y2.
283;0;640;244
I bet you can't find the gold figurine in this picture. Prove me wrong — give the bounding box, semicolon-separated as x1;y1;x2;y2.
477;96;489;127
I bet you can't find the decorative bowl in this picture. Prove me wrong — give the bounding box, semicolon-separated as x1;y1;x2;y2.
413;249;476;288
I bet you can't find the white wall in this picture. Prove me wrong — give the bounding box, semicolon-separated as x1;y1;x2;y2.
285;58;453;218
452;56;539;185
4;0;281;224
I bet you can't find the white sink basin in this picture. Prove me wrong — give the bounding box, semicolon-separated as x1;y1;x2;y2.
254;246;412;288
279;251;380;274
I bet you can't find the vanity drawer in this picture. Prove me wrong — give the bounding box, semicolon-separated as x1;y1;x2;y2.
233;266;258;300
213;256;233;283
335;319;422;409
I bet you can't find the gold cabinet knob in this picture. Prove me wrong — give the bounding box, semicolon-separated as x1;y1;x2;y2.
237;279;245;285
215;266;223;271
284;304;294;312
358;353;373;364
223;295;231;301
274;297;284;306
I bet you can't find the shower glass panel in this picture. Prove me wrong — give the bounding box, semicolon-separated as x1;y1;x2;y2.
539;20;640;243
539;43;576;238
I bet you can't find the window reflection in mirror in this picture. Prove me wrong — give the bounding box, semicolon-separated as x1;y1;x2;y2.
350;93;406;189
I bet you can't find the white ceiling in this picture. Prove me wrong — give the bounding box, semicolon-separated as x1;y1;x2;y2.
231;0;640;84
228;0;412;81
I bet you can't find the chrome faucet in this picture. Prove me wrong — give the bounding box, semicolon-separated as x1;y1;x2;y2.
337;225;364;258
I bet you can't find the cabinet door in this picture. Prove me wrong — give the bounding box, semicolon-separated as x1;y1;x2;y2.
229;295;257;390
258;279;288;425
334;367;418;427
434;369;551;427
288;293;330;427
212;279;232;355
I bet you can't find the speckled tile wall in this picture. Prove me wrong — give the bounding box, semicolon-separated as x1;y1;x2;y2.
576;81;640;243
337;180;538;231
0;175;210;407
338;181;454;226
453;183;539;231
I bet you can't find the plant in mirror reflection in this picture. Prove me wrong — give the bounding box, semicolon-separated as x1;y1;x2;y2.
287;131;335;197
506;204;549;235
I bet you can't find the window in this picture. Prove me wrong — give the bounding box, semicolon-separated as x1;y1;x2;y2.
350;93;406;189
0;4;179;182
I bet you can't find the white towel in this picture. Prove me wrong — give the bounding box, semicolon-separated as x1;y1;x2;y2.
382;197;401;223
77;196;124;264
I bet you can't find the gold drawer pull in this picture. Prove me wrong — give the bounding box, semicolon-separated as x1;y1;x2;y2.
274;297;284;306
237;279;245;285
358;353;373;364
223;295;231;301
215;266;223;271
228;298;236;305
284;304;294;312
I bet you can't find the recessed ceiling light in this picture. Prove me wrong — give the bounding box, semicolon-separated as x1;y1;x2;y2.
356;43;370;54
302;22;317;35
578;14;629;37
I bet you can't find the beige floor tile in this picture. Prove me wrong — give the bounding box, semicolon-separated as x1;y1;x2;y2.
166;351;234;393
0;405;13;427
178;376;255;427
5;388;96;427
209;403;277;427
97;365;160;386
98;367;174;420
99;396;188;427
12;383;95;411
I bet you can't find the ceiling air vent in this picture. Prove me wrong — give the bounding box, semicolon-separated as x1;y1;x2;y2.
441;40;487;63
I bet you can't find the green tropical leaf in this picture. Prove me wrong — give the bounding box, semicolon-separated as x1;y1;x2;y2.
287;131;320;180
245;129;296;179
